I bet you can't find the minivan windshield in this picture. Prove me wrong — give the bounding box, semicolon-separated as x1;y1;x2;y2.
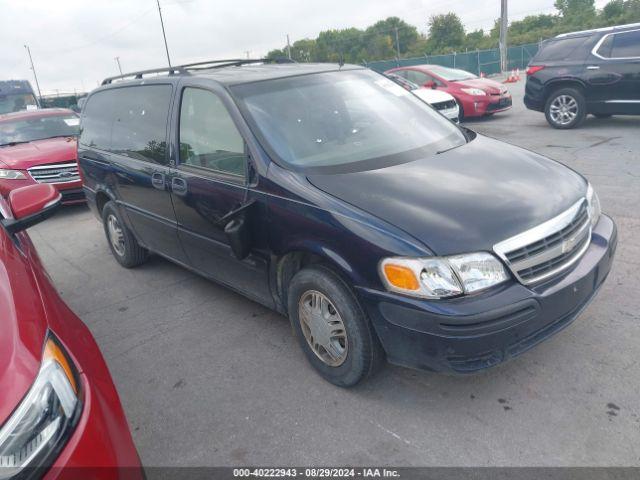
0;113;79;146
232;69;467;172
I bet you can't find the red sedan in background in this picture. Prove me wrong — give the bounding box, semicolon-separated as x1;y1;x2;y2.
0;184;142;479
385;65;512;119
0;109;84;204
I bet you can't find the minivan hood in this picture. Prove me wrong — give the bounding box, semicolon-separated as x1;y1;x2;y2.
0;136;77;170
307;134;586;255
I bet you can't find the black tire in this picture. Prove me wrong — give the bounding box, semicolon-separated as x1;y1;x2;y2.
544;87;586;129
287;265;385;387
102;201;148;268
593;113;612;119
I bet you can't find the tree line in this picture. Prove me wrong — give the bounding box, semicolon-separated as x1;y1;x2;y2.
266;0;640;63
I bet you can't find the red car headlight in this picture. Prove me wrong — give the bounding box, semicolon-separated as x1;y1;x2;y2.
0;334;81;478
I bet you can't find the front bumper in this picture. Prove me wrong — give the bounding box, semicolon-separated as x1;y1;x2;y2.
465;94;512;117
358;215;617;373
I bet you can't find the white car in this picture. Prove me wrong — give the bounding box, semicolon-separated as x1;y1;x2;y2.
385;73;460;122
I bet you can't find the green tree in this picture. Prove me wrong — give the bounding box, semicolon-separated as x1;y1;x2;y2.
428;13;465;53
554;0;597;26
366;17;419;56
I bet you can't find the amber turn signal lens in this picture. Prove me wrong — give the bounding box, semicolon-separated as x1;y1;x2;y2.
383;264;420;290
44;339;78;394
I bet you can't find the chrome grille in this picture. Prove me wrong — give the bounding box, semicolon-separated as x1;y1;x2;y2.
28;162;80;184
494;199;591;285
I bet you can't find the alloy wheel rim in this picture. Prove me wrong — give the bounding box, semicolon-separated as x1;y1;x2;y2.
549;95;578;125
107;214;126;257
298;290;348;367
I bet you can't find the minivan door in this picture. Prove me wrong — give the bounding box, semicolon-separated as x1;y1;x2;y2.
108;84;188;263
169;83;272;306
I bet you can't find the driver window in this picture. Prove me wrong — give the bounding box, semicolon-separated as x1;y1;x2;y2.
179;88;246;178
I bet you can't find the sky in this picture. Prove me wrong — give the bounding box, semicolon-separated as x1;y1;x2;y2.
0;0;604;95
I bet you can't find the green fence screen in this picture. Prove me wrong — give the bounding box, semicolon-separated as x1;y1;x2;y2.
365;43;540;76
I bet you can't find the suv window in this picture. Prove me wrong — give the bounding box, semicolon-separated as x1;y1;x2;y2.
80;90;115;150
611;30;640;58
179;87;246;178
535;36;590;61
110;85;172;165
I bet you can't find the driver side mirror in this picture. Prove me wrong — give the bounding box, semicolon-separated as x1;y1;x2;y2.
424;81;437;89
1;184;62;234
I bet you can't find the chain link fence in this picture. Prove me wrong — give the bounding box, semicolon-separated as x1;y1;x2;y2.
365;43;540;76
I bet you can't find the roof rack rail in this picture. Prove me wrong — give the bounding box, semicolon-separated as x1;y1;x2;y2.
555;22;640;38
101;57;295;85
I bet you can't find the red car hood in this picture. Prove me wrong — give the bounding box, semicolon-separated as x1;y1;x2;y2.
0;136;77;170
454;78;507;95
0;227;48;424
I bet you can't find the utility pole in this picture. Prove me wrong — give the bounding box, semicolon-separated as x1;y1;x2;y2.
24;45;43;101
114;56;123;75
395;26;401;59
156;0;172;68
499;0;508;73
243;50;251;59
286;34;292;60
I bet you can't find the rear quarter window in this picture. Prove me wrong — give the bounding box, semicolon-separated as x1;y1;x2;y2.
534;36;590;62
80;90;116;150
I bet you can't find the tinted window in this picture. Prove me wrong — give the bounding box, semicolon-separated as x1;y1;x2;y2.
179;88;246;177
0;113;79;146
535;36;589;61
406;70;430;85
80;90;116;151
110;85;172;165
611;30;640;58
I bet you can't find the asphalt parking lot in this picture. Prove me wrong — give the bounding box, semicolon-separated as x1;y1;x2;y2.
31;80;640;467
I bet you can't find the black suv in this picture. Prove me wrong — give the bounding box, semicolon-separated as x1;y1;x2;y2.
78;60;616;386
525;23;640;128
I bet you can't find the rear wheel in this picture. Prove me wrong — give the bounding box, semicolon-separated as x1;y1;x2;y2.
544;88;586;129
287;266;384;387
102;201;148;268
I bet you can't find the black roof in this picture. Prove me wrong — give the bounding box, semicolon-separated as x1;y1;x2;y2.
100;60;364;88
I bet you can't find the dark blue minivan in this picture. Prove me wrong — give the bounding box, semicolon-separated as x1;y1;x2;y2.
78;60;617;386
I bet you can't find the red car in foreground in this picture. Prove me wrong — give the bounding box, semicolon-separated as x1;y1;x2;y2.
0;184;142;479
0;109;84;204
385;64;512;119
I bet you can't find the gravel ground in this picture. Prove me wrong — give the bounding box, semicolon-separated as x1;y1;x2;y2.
31;79;640;467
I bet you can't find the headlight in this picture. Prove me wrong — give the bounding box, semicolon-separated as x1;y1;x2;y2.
461;88;486;96
380;252;509;299
586;182;601;228
0;169;27;180
0;335;81;478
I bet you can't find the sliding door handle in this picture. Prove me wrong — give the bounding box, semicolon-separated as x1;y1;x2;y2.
171;177;188;196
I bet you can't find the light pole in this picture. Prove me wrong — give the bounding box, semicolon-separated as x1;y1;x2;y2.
155;0;172;68
499;0;508;72
114;56;123;75
24;45;43;101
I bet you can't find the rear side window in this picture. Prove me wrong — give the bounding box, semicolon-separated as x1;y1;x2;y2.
611;30;640;58
178;88;246;178
80;90;115;150
110;85;172;165
535;36;589;61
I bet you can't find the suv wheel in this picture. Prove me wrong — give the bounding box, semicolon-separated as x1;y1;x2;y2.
287;266;384;387
102;201;148;268
544;88;586;129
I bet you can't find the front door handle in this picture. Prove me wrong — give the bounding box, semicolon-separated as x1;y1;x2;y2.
151;172;165;190
586;65;600;70
171;177;188;196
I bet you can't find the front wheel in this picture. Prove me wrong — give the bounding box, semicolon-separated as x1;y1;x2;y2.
287;266;384;387
544;88;586;129
102;201;148;268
